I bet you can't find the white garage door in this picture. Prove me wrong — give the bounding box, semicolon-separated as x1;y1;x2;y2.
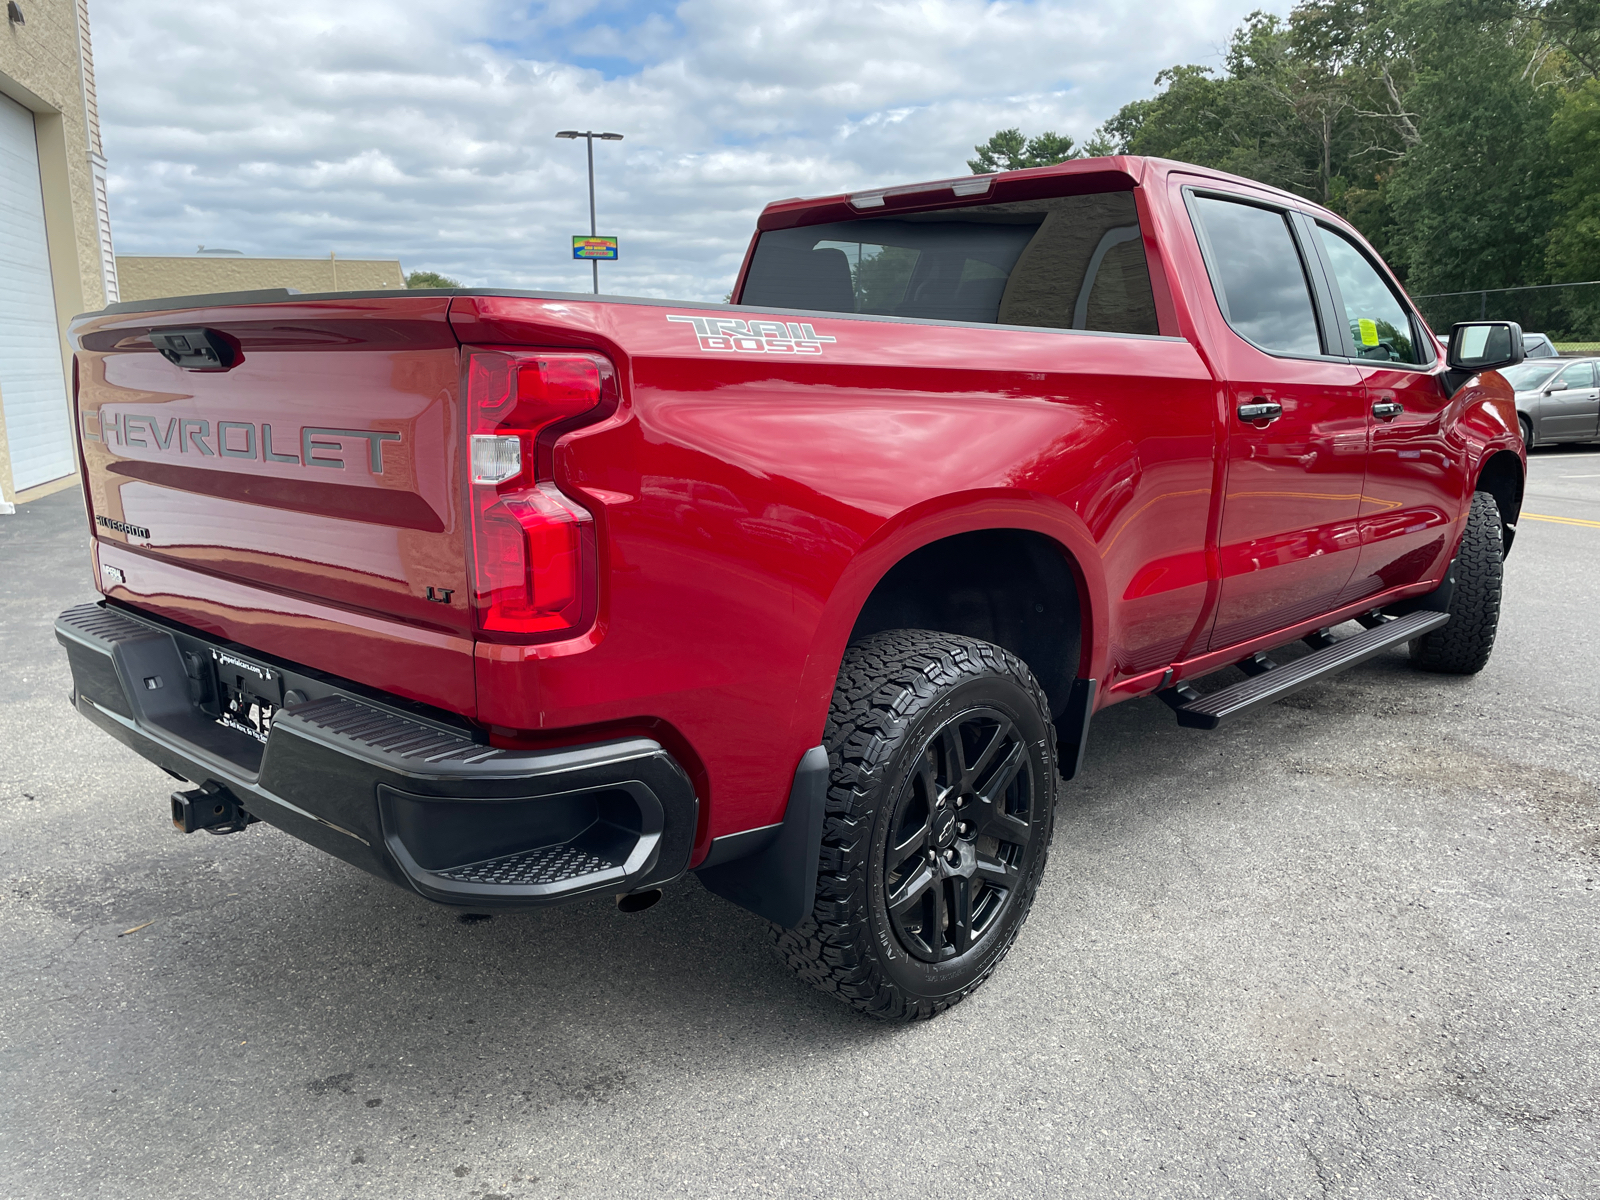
0;92;74;493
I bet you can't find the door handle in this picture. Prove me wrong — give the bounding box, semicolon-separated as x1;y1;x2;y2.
1372;400;1404;420
1237;400;1283;423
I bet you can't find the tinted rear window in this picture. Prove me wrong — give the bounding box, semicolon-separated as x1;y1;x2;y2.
738;192;1160;334
1189;195;1322;357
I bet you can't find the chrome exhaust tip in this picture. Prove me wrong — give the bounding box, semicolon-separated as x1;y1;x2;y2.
615;888;663;914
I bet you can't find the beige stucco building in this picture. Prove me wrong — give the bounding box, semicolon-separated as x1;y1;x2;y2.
116;253;405;302
0;0;118;511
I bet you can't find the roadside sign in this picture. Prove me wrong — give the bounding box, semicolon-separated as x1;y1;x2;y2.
573;236;619;260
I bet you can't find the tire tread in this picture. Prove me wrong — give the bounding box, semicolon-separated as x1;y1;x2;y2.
1411;490;1504;674
769;630;1057;1021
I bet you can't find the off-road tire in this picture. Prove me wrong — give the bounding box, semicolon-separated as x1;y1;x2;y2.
1410;490;1504;674
770;630;1059;1021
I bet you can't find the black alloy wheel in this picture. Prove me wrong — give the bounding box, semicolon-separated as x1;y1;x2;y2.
771;630;1058;1021
882;708;1035;963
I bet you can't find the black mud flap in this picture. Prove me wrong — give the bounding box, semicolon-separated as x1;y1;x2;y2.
695;746;829;928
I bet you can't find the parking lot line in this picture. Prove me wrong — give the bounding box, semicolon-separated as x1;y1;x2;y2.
1521;512;1600;528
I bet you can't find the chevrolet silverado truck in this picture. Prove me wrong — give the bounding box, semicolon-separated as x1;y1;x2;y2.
57;156;1526;1020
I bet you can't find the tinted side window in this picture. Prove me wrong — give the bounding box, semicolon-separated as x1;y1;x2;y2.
1559;361;1596;388
1317;226;1423;364
1190;196;1322;357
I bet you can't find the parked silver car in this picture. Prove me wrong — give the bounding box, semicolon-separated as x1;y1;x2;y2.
1506;358;1600;446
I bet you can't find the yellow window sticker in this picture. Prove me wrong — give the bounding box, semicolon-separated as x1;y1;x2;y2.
1358;318;1380;347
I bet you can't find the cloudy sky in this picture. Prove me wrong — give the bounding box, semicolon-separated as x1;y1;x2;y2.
95;0;1281;302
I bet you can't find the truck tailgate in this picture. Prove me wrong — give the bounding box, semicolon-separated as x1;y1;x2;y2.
73;296;475;715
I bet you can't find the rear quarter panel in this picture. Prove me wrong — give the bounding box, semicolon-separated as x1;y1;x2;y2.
453;295;1219;847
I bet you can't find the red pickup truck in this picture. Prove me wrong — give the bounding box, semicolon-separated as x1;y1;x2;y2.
58;156;1525;1021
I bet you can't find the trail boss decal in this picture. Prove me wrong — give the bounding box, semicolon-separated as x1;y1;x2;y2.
666;315;837;355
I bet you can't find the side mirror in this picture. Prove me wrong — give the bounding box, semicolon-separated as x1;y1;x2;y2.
1545;379;1569;394
1447;321;1525;373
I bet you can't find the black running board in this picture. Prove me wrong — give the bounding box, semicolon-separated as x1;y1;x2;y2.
1159;611;1451;730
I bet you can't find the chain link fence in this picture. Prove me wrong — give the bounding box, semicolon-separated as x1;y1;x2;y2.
1411;280;1600;355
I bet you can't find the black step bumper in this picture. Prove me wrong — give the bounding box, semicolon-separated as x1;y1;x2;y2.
54;603;697;908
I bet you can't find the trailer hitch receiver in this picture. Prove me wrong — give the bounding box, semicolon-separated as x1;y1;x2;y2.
171;782;257;835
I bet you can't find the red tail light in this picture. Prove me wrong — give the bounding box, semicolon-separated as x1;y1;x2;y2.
465;349;615;640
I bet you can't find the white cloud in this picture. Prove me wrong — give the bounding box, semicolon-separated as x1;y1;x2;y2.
96;0;1280;301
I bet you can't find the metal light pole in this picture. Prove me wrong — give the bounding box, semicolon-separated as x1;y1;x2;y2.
556;130;623;294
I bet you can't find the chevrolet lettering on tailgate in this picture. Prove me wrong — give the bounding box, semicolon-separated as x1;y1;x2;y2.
85;413;400;473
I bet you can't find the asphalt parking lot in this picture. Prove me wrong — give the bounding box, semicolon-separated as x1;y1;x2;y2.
2;447;1597;1200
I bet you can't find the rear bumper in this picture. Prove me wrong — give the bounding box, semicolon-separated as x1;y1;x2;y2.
54;602;697;908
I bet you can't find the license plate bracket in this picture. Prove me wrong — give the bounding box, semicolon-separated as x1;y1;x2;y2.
208;649;281;745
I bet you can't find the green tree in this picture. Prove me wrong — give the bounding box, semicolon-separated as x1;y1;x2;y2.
973;0;1600;320
1096;12;1379;208
1080;129;1118;156
1547;77;1600;281
406;269;460;289
1383;5;1560;294
1084;0;1578;287
968;129;1082;173
1546;77;1600;331
1504;0;1600;80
